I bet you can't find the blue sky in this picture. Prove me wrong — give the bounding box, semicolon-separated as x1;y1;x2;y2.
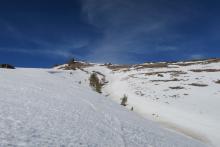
0;0;220;67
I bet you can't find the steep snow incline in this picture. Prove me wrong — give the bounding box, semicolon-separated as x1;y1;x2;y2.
0;68;207;147
84;62;220;147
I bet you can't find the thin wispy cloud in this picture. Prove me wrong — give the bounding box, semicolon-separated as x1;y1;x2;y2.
0;20;89;59
80;0;195;63
0;0;220;67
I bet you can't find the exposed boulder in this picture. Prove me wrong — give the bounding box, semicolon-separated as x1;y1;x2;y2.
0;64;15;69
64;58;92;70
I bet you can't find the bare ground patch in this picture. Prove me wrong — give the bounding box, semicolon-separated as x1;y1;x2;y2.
189;83;208;87
174;58;220;66
66;62;93;70
134;63;168;69
169;86;185;90
106;64;132;71
151;78;185;82
215;80;220;84
190;69;220;72
145;70;187;76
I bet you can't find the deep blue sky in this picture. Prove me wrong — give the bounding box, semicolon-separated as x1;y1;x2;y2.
0;0;220;67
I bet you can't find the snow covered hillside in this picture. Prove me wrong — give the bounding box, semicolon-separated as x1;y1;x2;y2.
54;58;220;147
0;67;208;147
76;59;220;147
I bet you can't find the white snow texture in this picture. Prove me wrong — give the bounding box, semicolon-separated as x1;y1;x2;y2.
0;60;215;147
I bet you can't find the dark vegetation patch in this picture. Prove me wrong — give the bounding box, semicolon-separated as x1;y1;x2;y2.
0;64;15;69
47;71;63;74
121;95;128;106
135;91;144;96
108;62;178;71
129;70;187;79
215;80;220;84
62;58;93;70
89;73;103;93
175;62;200;66
169;86;184;89
189;83;208;87
133;58;220;69
66;62;92;70
151;78;182;82
204;58;220;64
157;74;164;77
104;58;220;71
169;94;180;99
92;71;108;85
134;63;168;69
174;58;220;66
190;69;220;72
145;70;187;76
106;64;132;71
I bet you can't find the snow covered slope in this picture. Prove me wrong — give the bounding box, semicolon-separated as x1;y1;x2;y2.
0;68;207;147
80;59;220;147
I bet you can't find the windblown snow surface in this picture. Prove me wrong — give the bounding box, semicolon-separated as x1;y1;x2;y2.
0;66;208;147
